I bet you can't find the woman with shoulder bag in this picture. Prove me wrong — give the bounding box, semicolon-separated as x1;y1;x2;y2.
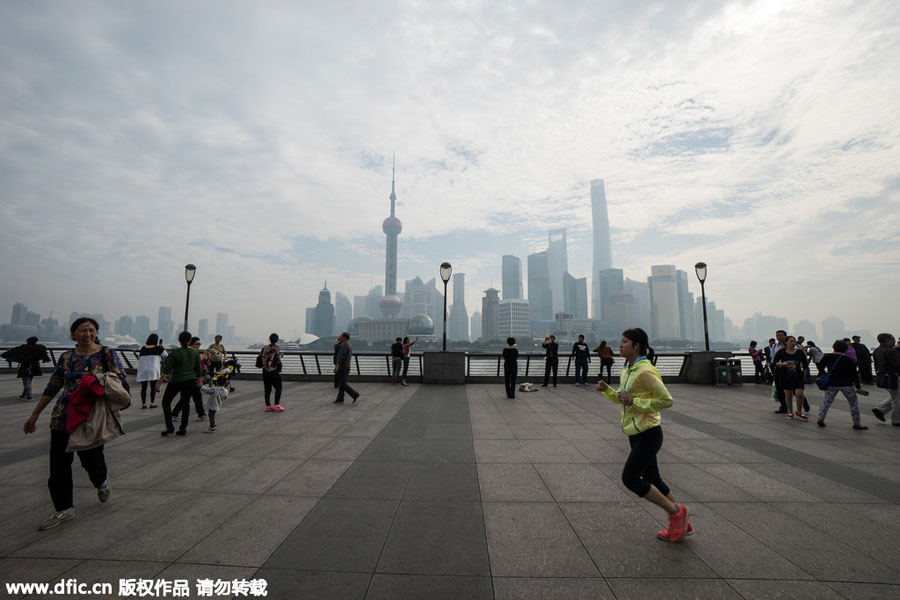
872;333;900;426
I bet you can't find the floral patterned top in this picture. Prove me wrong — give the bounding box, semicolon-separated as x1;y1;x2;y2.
41;347;128;431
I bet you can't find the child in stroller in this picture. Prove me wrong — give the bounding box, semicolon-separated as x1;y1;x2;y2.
208;356;241;392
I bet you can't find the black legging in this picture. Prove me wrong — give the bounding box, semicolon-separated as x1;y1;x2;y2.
600;358;613;382
621;426;670;498
140;381;157;405
263;371;283;406
162;380;194;432
48;429;107;511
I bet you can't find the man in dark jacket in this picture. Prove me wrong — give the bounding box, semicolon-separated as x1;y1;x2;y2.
571;335;591;386
541;335;559;387
1;336;50;401
390;338;404;384
333;333;359;403
872;333;900;425
851;336;873;384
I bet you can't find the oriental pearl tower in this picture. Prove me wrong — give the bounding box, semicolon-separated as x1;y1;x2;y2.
379;156;403;318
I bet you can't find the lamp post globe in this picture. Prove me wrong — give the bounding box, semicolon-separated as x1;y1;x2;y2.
694;262;710;351
440;263;452;351
183;264;197;333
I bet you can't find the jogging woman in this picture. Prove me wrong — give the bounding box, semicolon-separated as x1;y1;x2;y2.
595;328;691;542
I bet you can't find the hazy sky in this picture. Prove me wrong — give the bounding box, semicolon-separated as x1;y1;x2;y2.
2;0;899;341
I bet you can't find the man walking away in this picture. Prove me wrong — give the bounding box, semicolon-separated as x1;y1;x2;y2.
771;330;788;413
333;333;359;404
852;336;874;385
872;333;900;426
390;338;404;384
541;335;559;387
572;335;591;386
260;333;284;412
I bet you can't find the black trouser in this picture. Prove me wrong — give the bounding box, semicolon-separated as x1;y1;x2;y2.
622;426;670;498
753;362;764;383
575;359;589;385
139;381;157;405
504;366;517;398
599;358;613;382
208;409;217;428
774;370;788;411
173;387;205;418
48;429;107;512
543;359;558;386
860;360;874;384
162;380;194;432
391;357;403;383
208;362;222;380
263;370;283;406
335;367;358;402
402;356;411;378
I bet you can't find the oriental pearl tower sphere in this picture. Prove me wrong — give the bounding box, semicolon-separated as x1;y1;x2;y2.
380;156;403;318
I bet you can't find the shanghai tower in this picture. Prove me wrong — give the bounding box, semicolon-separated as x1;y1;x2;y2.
380;156;403;318
591;179;613;320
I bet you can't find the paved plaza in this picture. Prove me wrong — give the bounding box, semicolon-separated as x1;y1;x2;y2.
1;373;899;600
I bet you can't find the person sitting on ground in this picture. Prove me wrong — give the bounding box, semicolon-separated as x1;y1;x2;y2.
816;339;867;429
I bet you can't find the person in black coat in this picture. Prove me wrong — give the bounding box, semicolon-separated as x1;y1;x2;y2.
502;337;519;399
541;335;558;387
851;336;873;384
1;336;50;401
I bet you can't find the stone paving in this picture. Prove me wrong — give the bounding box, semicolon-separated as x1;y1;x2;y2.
1;372;899;599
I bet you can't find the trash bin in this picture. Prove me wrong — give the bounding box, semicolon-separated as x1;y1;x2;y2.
714;358;730;386
727;359;743;386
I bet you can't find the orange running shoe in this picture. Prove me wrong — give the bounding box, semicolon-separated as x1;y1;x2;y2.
658;521;694;541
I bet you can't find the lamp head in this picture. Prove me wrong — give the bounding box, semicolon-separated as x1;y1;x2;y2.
694;261;707;283
185;263;197;284
440;262;452;283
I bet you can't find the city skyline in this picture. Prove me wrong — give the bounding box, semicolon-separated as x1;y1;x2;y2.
2;2;899;338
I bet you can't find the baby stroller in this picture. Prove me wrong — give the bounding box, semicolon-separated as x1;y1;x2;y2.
209;357;241;392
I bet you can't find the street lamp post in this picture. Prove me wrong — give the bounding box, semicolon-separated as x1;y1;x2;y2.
183;264;197;333
440;262;452;352
694;261;710;352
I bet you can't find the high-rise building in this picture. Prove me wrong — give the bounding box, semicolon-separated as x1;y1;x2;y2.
133;316;151;342
596;268;624;322
605;291;634;336
114;315;134;336
24;311;40;327
624;278;652;337
215;312;229;339
648;265;680;339
353;295;368;319
198;318;209;342
365;285;384;321
380;157;403;318
547;229;568;315
498;299;530;340
425;278;444;341
313;283;335;338
226;325;236;341
563;272;588;319
675;269;695;340
501;255;523;300
334;292;352;333
741;313;789;344
527;251;553;322
470;311;482;342
591;179;613;319
305;307;316;335
793;319;818;341
448;273;469;341
481;288;500;341
822;316;845;344
707;300;725;342
158;306;174;341
11;302;28;325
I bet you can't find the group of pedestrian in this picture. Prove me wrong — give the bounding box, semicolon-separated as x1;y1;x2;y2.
390;336;418;386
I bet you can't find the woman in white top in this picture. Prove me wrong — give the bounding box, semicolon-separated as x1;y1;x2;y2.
135;333;167;408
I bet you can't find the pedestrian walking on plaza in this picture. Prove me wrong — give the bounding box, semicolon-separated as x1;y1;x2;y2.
135;334;166;408
333;332;359;404
805;341;825;375
206;335;227;380
816;339;868;429
259;333;284;412
871;333;900;426
541;335;559;387
401;336;418;386
157;331;203;436
851;335;874;384
390;337;404;384
770;331;789;413
842;338;858;363
174;337;207;422
333;335;342;389
2;336;50;401
201;376;229;432
748;341;764;384
23;317;127;530
571;334;591;386
594;328;691;542
774;336;809;420
594;340;614;383
502;337;519;399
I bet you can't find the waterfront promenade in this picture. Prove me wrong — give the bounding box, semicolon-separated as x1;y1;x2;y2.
1;373;899;600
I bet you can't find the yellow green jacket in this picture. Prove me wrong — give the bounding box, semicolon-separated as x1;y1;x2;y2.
601;356;673;436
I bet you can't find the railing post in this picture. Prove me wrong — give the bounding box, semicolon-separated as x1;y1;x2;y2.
314;355;321;375
299;354;307;375
525;355;530;376
355;354;360;376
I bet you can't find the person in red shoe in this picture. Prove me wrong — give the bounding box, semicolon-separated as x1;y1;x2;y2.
595;327;691;542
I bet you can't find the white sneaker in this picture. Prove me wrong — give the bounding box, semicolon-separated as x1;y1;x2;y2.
39;508;75;531
98;483;110;503
574;383;580;386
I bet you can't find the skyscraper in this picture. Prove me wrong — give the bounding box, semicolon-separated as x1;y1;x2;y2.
498;299;530;340
313;283;335;338
675;269;695;340
470;311;482;342
547;229;568;316
481;288;500;341
501;255;523;300
624;278;652;337
198;318;209;342
133;316;151;343
591;179;613;319
334;291;352;333
448;273;469;341
648;265;680;339
596;268;624;322
158;306;174;341
562;272;588;318
527;251;553;322
216;312;228;339
380;157;403;318
11;302;27;325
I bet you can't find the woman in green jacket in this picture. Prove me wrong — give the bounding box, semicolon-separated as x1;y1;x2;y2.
596;328;691;542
